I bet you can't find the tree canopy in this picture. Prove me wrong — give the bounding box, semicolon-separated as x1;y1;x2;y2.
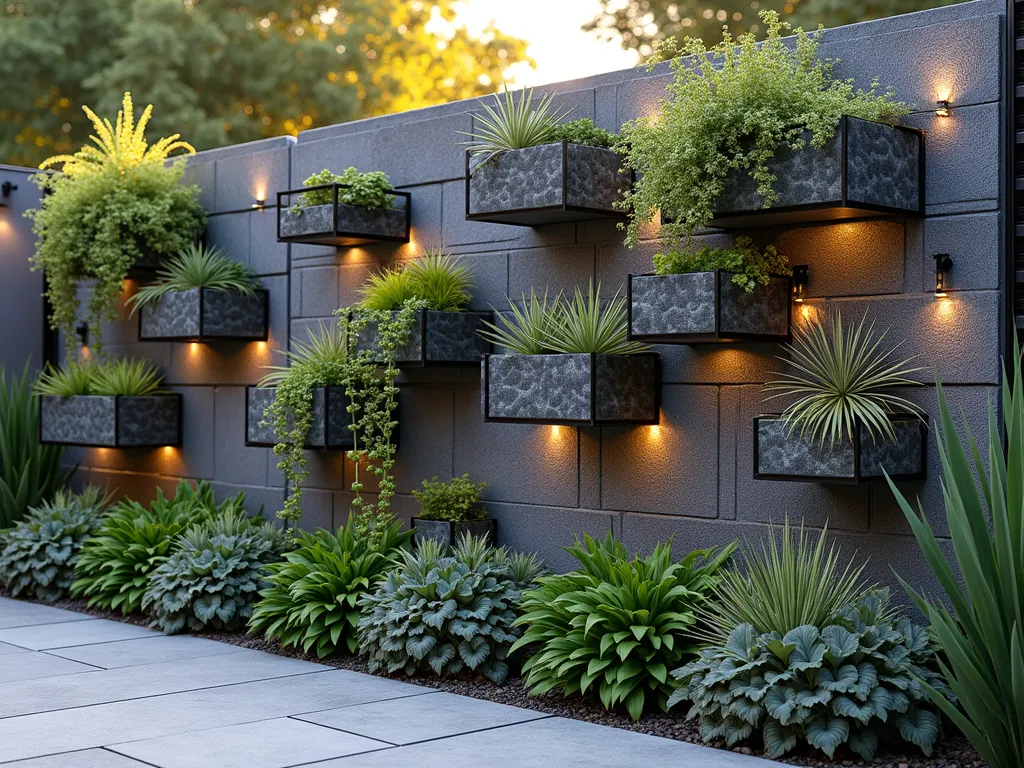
0;0;529;167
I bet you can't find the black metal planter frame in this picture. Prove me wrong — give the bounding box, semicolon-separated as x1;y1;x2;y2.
38;394;183;448
276;183;411;246
137;288;270;343
351;308;493;368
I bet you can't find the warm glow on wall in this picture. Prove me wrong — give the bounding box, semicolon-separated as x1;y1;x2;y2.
0;218;10;235
937;296;954;318
189;342;200;355
648;424;662;440
550;425;561;438
253;184;267;209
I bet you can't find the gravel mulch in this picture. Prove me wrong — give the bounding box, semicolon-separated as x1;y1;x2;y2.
31;597;986;768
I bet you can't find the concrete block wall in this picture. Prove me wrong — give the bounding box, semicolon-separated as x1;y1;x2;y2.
55;0;1005;587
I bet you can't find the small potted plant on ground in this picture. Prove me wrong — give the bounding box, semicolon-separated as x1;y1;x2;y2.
629;236;794;343
755;311;926;483
480;282;660;425
463;89;629;226
410;474;494;545
36;358;181;447
130;243;268;342
353;248;491;366
277;167;410;246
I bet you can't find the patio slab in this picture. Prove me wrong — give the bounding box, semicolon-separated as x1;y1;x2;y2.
5;748;151;766
48;634;244;669
0;641;29;656
0;652;96;683
0;618;156;650
0;598;92;630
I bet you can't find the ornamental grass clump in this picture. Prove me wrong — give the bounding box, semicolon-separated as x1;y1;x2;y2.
512;533;735;721
618;10;908;244
127;243;257;313
34;357;166;397
653;236;790;293
357;249;472;312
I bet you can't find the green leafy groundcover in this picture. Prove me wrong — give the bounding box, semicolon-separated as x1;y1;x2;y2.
653;236;790;293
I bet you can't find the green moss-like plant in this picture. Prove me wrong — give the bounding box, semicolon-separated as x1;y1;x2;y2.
553;119;617;149
653;236;790;293
412;474;487;523
292;168;394;211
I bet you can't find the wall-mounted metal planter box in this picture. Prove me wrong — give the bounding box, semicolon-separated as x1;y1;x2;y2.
39;394;182;448
710;117;924;229
276;184;411;247
138;288;269;342
465;141;630;227
245;386;353;449
628;271;791;344
753;414;926;484
353;309;492;366
482;352;660;426
412;518;496;546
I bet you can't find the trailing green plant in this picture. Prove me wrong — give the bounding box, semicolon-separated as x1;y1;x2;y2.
127;243;257;312
28;92;205;358
461;87;573;166
618;10;908;245
357;534;543;682
143;509;286;633
764;311;924;447
512;533;735;721
72;479;244;614
653;236;790;293
672;590;946;760
884;341;1024;768
412;474;487;523
0;364;71;528
0;487;113;601
552;118;617;149
544;281;649;355
291;168;394;211
358;249;472;312
248;518;411;657
478;288;561;355
34;358;165;397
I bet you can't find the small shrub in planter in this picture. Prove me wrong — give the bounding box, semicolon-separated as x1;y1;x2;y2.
353;249;491;366
757;311;926;483
411;474;493;545
629;237;793;343
36;358;181;448
357;534;544;683
277;167;410;247
480;283;659;425
0;487;113;602
512;533;735;721
463;89;628;226
130;243;267;342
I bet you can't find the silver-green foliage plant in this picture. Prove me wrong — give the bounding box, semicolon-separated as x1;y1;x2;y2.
0;487;112;602
412;474;487;523
671;591;946;761
618;10;908;244
127;243;257;312
765;311;924;447
143;510;286;633
292;168;394;211
653;236;790;293
885;345;1024;768
357;534;543;683
512;533;735;721
461;88;572;166
358;249;472;312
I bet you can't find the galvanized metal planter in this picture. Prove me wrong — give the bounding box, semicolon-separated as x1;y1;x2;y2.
353;309;492;366
276;183;411;246
753;414;927;484
138;288;269;342
465;142;630;226
39;394;182;448
710;117;924;228
628;271;792;343
412;518;496;545
482;352;660;426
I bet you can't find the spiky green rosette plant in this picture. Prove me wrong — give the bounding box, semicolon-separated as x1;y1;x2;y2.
358;249;472;312
249;518;411;657
653;236;791;293
143;510;286;633
357;534;544;683
72;480;244;614
127;243;257;313
478;288;561;354
0;487;112;601
618;10;907;245
34;357;165;397
884;341;1024;768
764;311;924;447
291;168;394;212
512;533;735;721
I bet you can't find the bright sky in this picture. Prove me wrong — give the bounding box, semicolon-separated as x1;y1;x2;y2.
451;0;642;88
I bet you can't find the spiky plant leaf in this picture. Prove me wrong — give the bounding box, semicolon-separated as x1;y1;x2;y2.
33;361;95;397
403;249;472;311
128;243;257;312
89;358;165;396
544;281;649;355
478;289;561;355
460;88;573;166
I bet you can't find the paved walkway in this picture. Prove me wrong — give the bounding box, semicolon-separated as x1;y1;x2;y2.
0;597;778;767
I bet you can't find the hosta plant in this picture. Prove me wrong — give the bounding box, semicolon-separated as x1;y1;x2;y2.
671;591;947;761
72;479;244;614
512;533;735;720
0;487;112;601
143;510;286;634
357;534;544;683
249;519;411;657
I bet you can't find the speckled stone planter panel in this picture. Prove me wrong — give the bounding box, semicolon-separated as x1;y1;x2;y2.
278;202;407;243
40;395;180;447
469;144;564;215
565;143;627;212
412;518;496;545
246;386;353;449
859;419;925;478
718;274;790;337
139;288;267;340
139;289;201;339
594;355;659;423
844;117;921;211
354;310;491;365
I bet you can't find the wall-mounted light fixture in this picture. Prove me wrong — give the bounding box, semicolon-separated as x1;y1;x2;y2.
0;181;17;207
792;264;809;303
933;253;952;297
75;322;89;349
935;99;950;118
251;196;266;210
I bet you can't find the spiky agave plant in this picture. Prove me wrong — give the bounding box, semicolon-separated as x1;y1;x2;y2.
460;87;573;166
127;243;256;313
545;281;649;355
764;311;924;447
478;288;561;355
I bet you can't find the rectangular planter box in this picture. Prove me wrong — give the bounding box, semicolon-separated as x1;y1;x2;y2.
465;141;630;226
138;288;269;342
39;395;182;448
482;352;660;426
245;386;353;449
412;518;496;546
710;117;924;228
276;184;411;246
753;414;926;484
628;271;791;343
353;309;492;366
